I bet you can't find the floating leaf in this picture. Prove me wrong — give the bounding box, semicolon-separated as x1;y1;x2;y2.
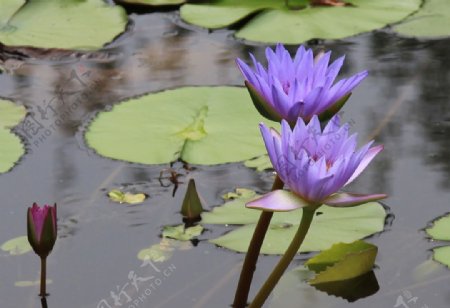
201;189;386;254
394;0;450;39
271;266;378;305
425;214;450;267
432;246;450;268
426;213;450;241
1;236;32;255
137;238;192;262
221;188;256;200
244;155;272;171
162;224;203;241
0;99;26;173
15;280;52;287
85;87;278;165
0;0;127;50
117;0;185;6
108;189;146;204
305;240;377;284
181;179;203;220
180;0;421;44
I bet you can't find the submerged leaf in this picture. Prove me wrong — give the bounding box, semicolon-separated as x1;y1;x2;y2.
1;236;32;256
85;87;278;165
137;238;193;262
162;224;203;241
108;189;146;204
201;189;387;254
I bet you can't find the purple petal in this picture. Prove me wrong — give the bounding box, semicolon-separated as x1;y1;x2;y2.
259;123;280;170
246;190;311;212
323;192;387;207
345;145;384;185
325;55;345;85
236;58;258;86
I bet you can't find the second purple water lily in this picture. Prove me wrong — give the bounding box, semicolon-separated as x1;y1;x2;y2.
247;114;386;211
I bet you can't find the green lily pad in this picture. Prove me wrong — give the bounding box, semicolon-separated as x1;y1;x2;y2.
108;189;146;204
394;0;450;39
137;238;192;262
426;213;450;241
271;265;379;305
244;154;272;171
0;0;127;50
201;189;386;254
222;188;256;200
117;0;185;6
85;87;278;165
305;240;377;284
162;224;203;241
1;236;32;256
432;246;450;268
0;99;26;173
425;214;450;267
180;0;421;44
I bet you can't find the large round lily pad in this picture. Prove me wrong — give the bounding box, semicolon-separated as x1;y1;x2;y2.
0;99;26;173
0;0;127;50
85;87;278;165
201;189;387;254
180;0;421;44
394;0;450;39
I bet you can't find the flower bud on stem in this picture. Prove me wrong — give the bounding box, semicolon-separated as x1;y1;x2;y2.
40;256;47;297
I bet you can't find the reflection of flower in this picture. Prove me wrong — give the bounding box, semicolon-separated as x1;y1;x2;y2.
247;115;386;211
236;44;368;125
27;203;57;258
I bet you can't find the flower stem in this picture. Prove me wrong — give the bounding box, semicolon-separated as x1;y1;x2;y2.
40;257;47;297
232;175;284;308
249;207;317;308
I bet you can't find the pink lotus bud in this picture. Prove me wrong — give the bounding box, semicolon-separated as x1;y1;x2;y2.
27;203;57;258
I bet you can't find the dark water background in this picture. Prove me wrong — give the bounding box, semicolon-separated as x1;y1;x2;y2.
0;11;450;308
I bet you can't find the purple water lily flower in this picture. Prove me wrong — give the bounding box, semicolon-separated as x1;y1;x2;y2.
27;203;57;258
236;44;368;125
247;115;386;211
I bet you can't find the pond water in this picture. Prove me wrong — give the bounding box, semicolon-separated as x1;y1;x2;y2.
1;11;450;308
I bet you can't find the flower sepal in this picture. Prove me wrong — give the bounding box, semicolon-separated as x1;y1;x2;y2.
323;192;387;207
246;190;317;212
245;81;282;123
318;93;351;122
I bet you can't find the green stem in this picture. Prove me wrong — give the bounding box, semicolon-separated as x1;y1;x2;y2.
232;175;284;308
40;257;47;297
249;207;317;308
